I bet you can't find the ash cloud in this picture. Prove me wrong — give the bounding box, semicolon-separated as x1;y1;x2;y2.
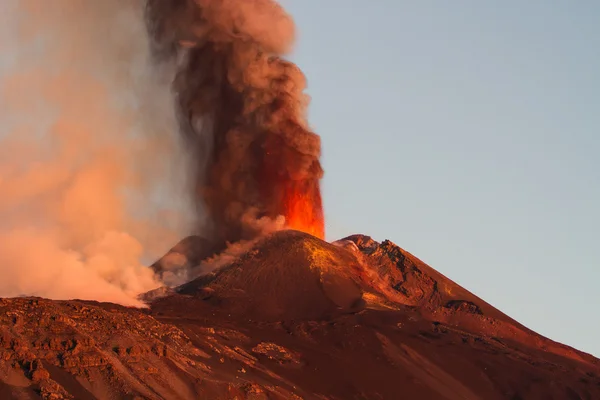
0;0;195;306
145;0;325;248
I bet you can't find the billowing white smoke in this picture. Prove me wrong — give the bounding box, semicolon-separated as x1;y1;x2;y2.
0;0;195;306
158;209;285;287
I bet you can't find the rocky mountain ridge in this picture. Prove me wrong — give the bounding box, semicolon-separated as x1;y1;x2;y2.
1;231;598;399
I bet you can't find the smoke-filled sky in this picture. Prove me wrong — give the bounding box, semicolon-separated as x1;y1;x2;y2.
280;1;600;357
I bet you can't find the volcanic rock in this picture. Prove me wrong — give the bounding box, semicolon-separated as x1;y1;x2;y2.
175;230;366;320
0;231;598;399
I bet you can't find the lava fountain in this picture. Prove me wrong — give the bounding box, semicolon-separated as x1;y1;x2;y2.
283;181;324;239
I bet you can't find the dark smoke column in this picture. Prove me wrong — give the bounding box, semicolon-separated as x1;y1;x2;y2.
145;0;324;246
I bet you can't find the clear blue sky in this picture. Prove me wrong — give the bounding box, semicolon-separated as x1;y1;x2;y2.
281;1;600;357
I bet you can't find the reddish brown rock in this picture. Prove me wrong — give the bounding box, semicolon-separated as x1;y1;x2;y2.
0;231;597;399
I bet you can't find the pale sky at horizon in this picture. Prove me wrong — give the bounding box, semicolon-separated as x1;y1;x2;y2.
282;1;600;357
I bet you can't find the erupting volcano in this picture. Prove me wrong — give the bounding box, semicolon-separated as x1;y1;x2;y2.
0;1;598;399
145;0;325;247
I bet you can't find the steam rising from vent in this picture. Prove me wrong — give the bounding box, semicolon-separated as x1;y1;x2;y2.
145;0;325;246
0;0;194;306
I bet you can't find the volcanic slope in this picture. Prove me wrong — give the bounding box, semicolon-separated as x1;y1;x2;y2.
1;230;599;399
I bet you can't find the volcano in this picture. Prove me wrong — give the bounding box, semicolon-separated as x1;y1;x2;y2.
0;231;598;399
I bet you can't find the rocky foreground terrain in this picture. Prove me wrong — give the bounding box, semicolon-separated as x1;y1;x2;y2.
1;231;599;399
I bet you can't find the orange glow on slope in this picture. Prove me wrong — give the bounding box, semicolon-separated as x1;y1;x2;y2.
283;181;325;239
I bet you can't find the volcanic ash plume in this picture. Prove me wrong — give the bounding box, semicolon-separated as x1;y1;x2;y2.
145;0;325;247
0;0;195;306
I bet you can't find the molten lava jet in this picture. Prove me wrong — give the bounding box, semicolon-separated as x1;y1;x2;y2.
282;181;324;239
260;134;325;239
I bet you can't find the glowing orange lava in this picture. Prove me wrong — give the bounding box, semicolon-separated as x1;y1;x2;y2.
283;180;325;239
